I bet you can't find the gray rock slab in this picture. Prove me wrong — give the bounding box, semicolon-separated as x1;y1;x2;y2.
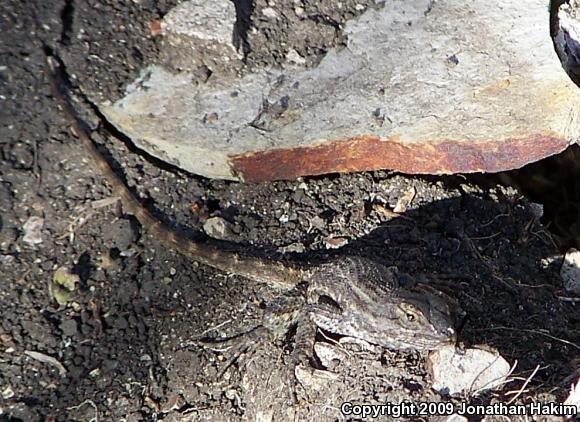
100;0;580;181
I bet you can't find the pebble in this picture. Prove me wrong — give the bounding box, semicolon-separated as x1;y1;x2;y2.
22;216;44;246
427;345;511;396
2;385;15;400
163;0;236;46
309;215;326;230
0;255;16;266
561;248;580;294
277;242;305;254
262;7;278;19
286;48;306;65
203;216;233;241
160;0;241;71
324;236;349;249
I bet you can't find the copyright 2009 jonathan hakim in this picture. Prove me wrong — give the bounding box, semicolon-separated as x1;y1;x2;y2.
340;401;578;418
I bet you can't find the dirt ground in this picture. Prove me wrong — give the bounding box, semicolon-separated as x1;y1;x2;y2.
1;1;579;421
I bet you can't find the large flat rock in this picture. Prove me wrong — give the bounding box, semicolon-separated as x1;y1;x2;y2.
100;0;580;181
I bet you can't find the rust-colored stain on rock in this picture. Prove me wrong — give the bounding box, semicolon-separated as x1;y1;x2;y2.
230;134;570;182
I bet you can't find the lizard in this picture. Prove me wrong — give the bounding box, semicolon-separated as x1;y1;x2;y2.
43;51;456;372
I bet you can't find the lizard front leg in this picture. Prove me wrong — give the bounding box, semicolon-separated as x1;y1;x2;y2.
197;285;307;376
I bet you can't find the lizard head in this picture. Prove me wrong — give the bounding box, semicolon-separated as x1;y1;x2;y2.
309;286;457;351
386;290;457;350
307;256;457;351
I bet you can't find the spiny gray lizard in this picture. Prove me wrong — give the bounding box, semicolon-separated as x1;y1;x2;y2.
44;53;456;369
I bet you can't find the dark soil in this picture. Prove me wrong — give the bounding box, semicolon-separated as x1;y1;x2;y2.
1;1;579;421
493;145;580;251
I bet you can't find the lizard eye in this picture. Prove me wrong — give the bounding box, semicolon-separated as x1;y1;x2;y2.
399;303;421;323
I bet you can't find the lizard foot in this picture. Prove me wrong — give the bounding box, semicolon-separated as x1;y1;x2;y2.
198;325;272;378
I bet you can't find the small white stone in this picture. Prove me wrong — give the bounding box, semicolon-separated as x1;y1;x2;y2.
1;386;15;399
277;242;305;254
309;215;325;230
428;345;511;396
540;254;561;269
203;216;232;241
393;186;416;213
561;248;580;294
0;255;15;266
324;236;349;249
286;48;306;65
22;216;44;246
162;0;236;44
160;0;241;69
262;7;278;19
